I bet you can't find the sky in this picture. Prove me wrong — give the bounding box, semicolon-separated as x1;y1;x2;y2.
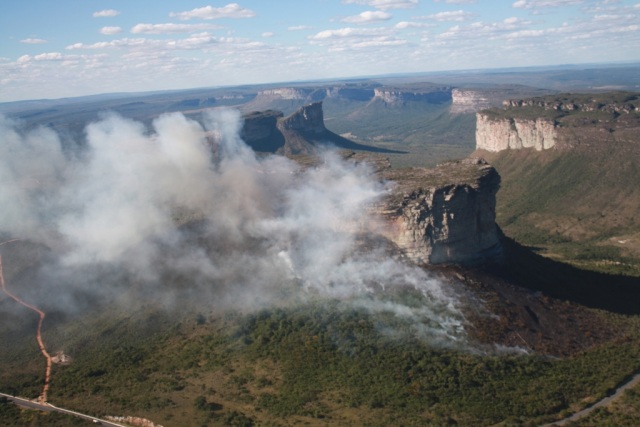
1;0;639;102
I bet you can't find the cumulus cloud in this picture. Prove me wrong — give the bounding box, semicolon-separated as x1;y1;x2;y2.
395;21;431;29
288;25;312;31
169;3;256;20
424;10;474;22
131;23;221;34
342;11;393;24
20;38;47;44
100;26;123;35
513;0;584;9
342;0;418;10
310;27;390;40
0;110;465;344
34;52;64;61
93;9;120;18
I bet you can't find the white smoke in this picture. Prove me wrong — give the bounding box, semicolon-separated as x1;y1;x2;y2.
0;110;465;343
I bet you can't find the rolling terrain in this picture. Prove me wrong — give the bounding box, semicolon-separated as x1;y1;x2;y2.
2;66;640;426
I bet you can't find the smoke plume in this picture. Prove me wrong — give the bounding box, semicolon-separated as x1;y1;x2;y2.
0;109;465;344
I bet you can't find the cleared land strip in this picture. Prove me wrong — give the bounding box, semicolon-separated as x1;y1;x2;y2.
539;372;640;426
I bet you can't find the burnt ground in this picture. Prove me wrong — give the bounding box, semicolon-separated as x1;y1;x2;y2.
427;233;640;357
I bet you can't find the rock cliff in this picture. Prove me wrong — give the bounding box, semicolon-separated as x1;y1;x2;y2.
376;157;503;266
241;102;399;156
450;89;492;114
476;113;557;152
475;92;639;152
372;86;452;106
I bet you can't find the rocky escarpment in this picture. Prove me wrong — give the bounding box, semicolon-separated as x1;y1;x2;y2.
476;113;557;152
476;92;640;152
372;85;452;106
450;89;492;114
240;110;285;152
241;102;398;156
377;157;503;266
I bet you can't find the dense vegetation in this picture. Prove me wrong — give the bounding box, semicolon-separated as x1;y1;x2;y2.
2;295;640;426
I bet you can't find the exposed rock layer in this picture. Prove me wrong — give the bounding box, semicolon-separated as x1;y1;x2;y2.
476;92;640;152
476;114;557;152
377;157;503;266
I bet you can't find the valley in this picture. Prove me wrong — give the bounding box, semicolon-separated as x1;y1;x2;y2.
1;64;640;427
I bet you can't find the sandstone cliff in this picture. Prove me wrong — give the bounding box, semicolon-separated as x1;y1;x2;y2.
241;102;399;156
377;157;503;266
372;86;452;106
476;113;557;152
476;92;639;152
450;89;492;114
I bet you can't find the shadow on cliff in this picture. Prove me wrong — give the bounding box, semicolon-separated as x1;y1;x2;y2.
484;231;640;315
279;128;407;156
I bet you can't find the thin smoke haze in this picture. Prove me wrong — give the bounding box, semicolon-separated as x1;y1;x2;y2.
0;109;466;344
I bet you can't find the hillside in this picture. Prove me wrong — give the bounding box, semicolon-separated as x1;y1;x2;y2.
3;143;640;426
477;94;640;275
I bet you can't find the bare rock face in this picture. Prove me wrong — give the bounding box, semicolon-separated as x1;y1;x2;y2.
277;101;326;133
373;86;452;106
255;88;311;101
240;110;285;152
450;89;492;114
476;113;557;152
378;158;503;266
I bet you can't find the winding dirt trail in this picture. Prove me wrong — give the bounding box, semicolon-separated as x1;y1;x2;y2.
0;242;53;404
539;372;640;426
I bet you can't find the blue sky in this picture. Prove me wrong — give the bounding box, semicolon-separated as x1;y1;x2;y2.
1;0;639;101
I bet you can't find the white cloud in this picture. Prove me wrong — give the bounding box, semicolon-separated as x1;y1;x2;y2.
310;27;390;40
513;0;583;9
395;21;432;29
169;3;256;20
34;52;63;61
505;29;546;38
424;10;473;22
342;0;418;10
93;9;120;18
100;26;123;35
131;23;222;34
342;11;393;24
20;38;47;44
261;32;275;38
443;0;476;3
288;25;312;31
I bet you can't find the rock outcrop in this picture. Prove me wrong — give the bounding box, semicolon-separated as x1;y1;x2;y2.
450;89;492;114
240;110;285;152
476;113;557;152
241;102;399;156
476;92;640;152
372;86;452;106
378;157;503;266
277;102;326;134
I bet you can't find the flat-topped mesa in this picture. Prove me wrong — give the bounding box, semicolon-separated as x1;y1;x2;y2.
255;88;313;101
373;86;452;106
378;158;503;266
450;89;492;114
476;92;640;152
476;113;557;152
278;101;326;133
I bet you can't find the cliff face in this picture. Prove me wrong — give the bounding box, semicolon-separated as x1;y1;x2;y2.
240;110;285;152
277;102;326;133
450;89;492;114
476;92;640;152
373;87;452;106
378;158;503;266
476;113;557;152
